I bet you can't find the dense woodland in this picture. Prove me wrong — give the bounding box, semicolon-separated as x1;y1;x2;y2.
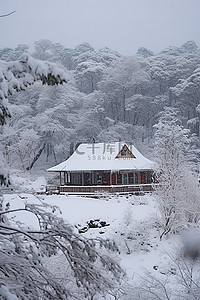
0;39;199;172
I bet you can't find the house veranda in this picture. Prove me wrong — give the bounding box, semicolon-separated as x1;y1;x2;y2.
47;142;155;194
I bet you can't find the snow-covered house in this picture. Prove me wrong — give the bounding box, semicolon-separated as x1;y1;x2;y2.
47;142;155;193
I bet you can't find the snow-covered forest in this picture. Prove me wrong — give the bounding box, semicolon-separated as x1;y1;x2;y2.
1;39;200;172
0;39;200;299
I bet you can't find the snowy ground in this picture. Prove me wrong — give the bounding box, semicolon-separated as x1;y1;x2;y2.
2;172;184;298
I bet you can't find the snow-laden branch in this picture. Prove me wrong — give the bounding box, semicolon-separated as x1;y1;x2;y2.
0;54;68;124
0;201;124;299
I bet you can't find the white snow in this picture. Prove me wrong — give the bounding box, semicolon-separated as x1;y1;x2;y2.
2;194;41;230
1;174;184;299
2;187;176;285
10;172;47;193
0;285;18;300
48;141;155;172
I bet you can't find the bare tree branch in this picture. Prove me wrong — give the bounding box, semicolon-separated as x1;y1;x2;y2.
0;10;16;18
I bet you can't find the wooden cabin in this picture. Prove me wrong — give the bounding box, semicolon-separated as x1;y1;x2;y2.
47;142;155;194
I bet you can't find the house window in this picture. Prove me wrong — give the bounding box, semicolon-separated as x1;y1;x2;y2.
96;172;102;185
84;172;91;185
123;173;128;184
71;173;82;185
90;171;103;185
121;149;126;156
102;172;110;185
134;172;139;184
128;172;134;184
117;173;122;184
147;171;152;184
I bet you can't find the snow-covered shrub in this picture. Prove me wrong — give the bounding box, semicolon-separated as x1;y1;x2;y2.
121;256;200;300
114;206;157;254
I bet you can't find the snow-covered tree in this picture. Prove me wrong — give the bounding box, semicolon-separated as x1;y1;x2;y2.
75;60;105;94
154;107;200;239
0;47;18;61
33;39;53;61
0;53;67;125
3;83;83;168
0;44;29;62
0;53;67;183
136;47;154;58
171;67;200;124
60;47;74;70
99;56;150;122
70;43;96;69
147;54;178;96
98;46;121;66
1;127;40;170
181;40;199;54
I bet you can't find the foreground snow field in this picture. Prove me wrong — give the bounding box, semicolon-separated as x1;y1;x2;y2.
6;172;200;300
2;174;183;299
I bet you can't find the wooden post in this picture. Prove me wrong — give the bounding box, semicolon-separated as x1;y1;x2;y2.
82;171;84;186
64;172;66;185
59;172;62;186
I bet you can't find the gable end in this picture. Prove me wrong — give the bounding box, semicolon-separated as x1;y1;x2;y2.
115;144;136;159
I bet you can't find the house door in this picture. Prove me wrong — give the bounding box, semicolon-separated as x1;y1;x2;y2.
140;172;146;184
111;172;117;185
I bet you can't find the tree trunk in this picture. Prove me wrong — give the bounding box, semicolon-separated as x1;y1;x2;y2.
123;90;126;123
26;144;45;171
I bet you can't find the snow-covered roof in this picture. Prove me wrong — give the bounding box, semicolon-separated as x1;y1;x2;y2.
47;142;155;172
